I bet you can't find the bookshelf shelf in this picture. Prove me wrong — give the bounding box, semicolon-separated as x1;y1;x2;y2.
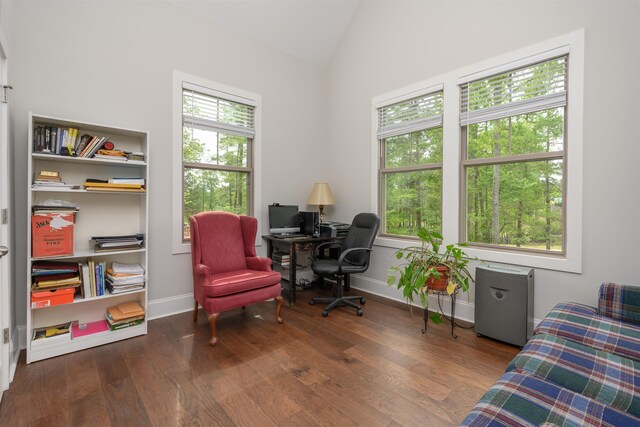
31;247;146;261
31;187;147;195
27;112;150;363
31;287;147;310
29;324;147;363
32;153;146;167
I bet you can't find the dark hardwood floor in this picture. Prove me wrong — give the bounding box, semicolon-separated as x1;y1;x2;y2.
0;287;520;426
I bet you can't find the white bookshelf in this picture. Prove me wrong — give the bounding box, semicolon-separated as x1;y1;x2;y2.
26;113;150;363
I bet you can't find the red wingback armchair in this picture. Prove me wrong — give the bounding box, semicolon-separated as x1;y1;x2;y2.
190;211;283;346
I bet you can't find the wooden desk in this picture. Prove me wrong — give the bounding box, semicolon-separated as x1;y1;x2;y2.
262;235;343;304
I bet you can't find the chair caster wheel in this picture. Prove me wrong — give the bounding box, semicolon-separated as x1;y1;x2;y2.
309;299;315;305
360;298;366;305
322;310;328;317
356;309;363;316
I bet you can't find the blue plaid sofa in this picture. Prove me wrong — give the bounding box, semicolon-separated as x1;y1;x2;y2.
461;283;640;426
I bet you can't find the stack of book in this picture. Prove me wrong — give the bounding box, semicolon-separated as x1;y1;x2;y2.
90;234;144;252
32;170;79;190
32;199;79;214
31;261;82;296
83;178;145;192
33;125;79;155
125;151;145;162
106;262;145;294
106;301;145;331
272;253;290;268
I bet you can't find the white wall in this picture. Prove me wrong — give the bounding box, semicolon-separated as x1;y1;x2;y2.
327;0;640;319
10;0;329;325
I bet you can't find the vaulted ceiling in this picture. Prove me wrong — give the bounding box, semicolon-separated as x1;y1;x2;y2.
172;0;360;67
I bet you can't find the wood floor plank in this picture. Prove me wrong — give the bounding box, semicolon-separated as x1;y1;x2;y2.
1;288;519;426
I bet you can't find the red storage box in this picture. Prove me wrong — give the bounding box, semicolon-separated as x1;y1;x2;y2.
31;212;75;258
31;287;76;308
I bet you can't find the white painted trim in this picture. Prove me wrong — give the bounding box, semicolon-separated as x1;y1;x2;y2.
147;292;195;320
172;71;263;254
371;29;585;274
351;275;475;324
16;325;26;351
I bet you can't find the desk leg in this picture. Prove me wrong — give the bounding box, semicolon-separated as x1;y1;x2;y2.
289;244;297;305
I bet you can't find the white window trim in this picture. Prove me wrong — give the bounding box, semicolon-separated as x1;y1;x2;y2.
371;30;584;273
172;71;262;254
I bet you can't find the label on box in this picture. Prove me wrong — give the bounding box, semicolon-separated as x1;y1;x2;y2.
31;213;74;257
31;300;51;308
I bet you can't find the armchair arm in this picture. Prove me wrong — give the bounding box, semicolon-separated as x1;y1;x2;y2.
598;282;640;324
336;247;372;273
246;256;273;272
193;264;211;303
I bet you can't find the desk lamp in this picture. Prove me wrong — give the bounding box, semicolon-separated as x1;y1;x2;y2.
307;182;335;223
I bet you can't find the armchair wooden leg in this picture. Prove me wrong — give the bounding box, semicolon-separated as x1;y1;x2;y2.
275;295;284;324
207;313;219;346
193;301;198;322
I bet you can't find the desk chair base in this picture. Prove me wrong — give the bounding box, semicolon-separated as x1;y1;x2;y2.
309;276;365;317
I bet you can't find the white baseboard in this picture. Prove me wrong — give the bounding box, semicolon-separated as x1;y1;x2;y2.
147;292;195;320
16;325;25;351
13;289;546;350
351;275;476;324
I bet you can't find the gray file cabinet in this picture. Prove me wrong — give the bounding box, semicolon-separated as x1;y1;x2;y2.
475;264;534;347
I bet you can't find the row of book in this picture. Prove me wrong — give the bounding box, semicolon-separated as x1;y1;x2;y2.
30;261;145;308
33;124;145;162
32;170;79;190
31;301;146;346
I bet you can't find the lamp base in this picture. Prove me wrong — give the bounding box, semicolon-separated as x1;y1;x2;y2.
319;205;326;223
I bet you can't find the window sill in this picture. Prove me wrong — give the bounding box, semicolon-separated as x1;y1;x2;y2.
374;236;581;274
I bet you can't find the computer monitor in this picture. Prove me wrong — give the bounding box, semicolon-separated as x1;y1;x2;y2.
268;204;300;234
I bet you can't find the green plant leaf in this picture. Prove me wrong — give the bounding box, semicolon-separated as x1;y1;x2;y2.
430;312;443;324
387;275;396;286
395;251;404;260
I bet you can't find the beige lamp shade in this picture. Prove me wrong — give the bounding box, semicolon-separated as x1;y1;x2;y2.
307;182;335;206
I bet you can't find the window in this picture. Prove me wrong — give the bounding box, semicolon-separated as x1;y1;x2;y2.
377;89;444;237
460;56;567;254
173;72;262;253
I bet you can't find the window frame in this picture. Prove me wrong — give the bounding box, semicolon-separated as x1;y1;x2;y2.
377;86;445;238
371;30;584;273
172;71;262;254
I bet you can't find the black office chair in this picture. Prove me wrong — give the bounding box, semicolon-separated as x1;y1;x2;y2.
309;213;380;317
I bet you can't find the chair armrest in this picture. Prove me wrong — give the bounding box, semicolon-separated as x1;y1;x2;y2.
336;247;372;273
246;256;273;272
313;241;343;258
598;282;640;324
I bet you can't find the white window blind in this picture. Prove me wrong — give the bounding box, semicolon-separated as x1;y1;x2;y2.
460;56;567;126
378;91;443;139
183;88;255;138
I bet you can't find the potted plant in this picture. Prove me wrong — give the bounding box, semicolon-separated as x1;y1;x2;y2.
387;228;474;324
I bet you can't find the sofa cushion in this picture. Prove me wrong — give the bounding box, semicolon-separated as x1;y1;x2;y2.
508;333;640;418
460;371;640;427
204;269;281;298
534;302;640;362
599;282;640;325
